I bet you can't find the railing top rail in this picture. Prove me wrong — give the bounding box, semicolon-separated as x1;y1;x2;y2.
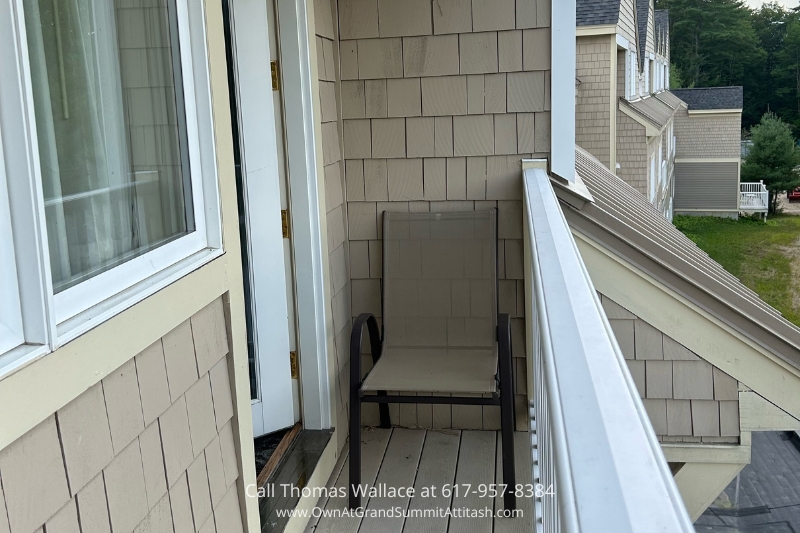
522;164;694;533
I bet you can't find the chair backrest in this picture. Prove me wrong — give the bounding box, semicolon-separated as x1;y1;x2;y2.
382;210;498;350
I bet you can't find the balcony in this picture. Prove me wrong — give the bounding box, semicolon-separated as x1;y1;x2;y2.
307;165;693;533
740;181;769;217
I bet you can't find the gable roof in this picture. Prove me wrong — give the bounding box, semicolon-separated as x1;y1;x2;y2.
637;0;649;67
576;0;622;27
559;147;800;370
655;9;669;55
670;87;744;110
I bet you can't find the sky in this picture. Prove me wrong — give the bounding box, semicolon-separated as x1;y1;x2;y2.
745;0;798;8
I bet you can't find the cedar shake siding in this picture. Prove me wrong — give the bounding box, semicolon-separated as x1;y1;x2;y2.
674;106;741;159
0;299;245;533
603;294;740;443
576;35;614;168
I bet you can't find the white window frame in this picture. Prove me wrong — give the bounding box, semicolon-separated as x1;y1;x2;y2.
0;0;222;372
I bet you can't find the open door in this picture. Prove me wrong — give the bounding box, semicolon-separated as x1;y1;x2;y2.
224;0;300;437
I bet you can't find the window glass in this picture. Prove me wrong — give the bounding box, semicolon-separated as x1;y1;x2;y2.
24;0;193;293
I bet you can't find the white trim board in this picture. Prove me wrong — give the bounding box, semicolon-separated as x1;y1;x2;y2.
674;158;740;164
577;24;617;36
688;109;742;116
276;0;331;431
551;0;576;181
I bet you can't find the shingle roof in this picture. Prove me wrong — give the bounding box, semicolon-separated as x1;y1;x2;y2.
637;0;649;68
576;0;621;27
670;87;744;110
655;9;669;32
560;147;800;369
655;9;669;54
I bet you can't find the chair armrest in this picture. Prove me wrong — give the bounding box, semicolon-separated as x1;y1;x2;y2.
350;313;382;389
497;313;513;395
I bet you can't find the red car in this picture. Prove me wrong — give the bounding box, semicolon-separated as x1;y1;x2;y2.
789;187;800;202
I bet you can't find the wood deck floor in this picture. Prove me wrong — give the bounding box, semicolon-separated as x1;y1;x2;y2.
305;429;534;533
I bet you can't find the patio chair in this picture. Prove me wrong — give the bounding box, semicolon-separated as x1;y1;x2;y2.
349;209;516;511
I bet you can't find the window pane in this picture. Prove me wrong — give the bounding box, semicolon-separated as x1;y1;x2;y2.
24;0;194;293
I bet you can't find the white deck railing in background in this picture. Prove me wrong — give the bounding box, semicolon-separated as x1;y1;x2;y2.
522;165;694;533
739;181;769;214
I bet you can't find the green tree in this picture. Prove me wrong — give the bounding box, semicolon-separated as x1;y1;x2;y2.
670;63;687;89
774;15;800;131
741;113;800;212
657;0;766;127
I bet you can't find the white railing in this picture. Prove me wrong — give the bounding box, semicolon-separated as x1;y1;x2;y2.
522;163;694;533
739;181;768;213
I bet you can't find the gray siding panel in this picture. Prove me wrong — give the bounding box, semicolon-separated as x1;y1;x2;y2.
674;162;739;210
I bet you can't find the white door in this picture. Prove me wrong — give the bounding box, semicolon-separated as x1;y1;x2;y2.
228;0;299;437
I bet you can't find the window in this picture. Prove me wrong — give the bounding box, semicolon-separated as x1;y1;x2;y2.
0;0;220;368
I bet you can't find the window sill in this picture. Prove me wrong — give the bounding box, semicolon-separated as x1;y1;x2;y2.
0;247;224;382
57;247;225;346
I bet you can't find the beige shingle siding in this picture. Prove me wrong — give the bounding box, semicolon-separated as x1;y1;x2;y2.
340;0;550;432
616;110;648;194
674;107;742;159
603;294;740;444
617;0;637;44
0;299;244;533
575;35;613;167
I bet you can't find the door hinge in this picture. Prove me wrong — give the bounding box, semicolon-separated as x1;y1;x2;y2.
281;209;290;239
290;351;299;379
271;60;280;91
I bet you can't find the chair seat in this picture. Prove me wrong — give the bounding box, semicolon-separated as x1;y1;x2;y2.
360;347;498;394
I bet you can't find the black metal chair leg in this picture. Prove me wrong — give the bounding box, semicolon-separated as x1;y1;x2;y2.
349;313;382;510
498;313;517;511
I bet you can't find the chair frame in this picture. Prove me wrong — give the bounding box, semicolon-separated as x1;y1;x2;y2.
348;312;517;512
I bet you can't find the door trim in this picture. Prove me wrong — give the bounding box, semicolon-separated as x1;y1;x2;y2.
275;0;331;430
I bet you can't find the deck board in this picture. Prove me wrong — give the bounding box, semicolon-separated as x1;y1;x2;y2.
403;430;461;533
306;430;533;533
311;428;392;533
494;432;534;533
358;428;426;532
448;431;497;533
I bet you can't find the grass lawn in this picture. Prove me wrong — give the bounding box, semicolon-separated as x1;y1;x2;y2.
674;214;800;327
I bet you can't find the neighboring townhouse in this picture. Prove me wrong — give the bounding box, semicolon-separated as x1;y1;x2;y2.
671;87;744;218
576;0;681;218
0;1;796;533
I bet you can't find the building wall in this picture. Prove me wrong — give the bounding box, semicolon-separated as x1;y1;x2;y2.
0;0;256;530
313;0;353;457
616;110;648;194
337;0;551;433
602;294;741;444
674;161;740;211
674;108;742;159
0;299;247;533
618;0;638;44
576;35;613;168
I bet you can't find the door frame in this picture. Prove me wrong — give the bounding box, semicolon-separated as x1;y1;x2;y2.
274;0;331;431
227;0;331;432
